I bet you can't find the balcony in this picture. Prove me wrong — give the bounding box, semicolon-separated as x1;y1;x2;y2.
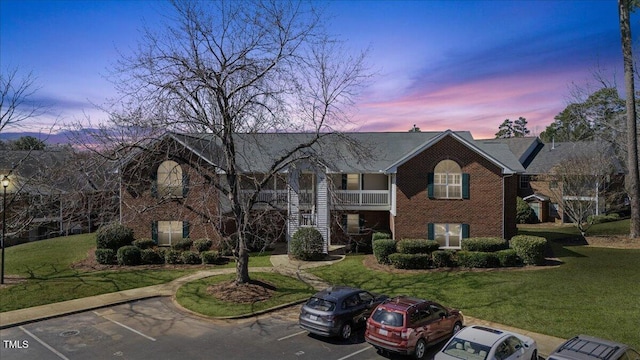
299;212;317;226
239;189;314;206
334;190;390;207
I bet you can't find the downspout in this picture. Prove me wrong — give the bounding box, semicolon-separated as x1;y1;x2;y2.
503;172;515;240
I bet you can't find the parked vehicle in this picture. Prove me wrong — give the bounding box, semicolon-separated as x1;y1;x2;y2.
364;296;463;359
435;325;537;360
548;335;640;360
298;286;388;340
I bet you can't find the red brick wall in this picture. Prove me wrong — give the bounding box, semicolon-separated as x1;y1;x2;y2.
394;135;515;240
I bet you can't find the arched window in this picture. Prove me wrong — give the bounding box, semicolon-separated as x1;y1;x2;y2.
433;160;462;199
157;160;183;198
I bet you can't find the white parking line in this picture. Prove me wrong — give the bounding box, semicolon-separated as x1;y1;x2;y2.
93;311;156;341
19;326;70;360
336;345;373;360
277;330;307;341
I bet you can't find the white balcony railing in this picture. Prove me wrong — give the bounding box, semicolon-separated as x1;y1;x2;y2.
299;213;317;226
334;190;389;206
239;189;315;205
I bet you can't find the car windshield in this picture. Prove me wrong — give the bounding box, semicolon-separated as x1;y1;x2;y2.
371;308;403;327
443;338;492;360
306;297;335;311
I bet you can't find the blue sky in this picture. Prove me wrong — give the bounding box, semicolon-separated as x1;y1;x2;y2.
0;0;630;139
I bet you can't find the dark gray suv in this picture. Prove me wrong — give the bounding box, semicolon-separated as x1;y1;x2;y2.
299;286;388;340
548;335;640;360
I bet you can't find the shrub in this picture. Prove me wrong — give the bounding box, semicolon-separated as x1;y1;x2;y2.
461;237;508;252
388;253;432;269
117;245;141;266
372;232;391;241
181;251;202;265
432;250;457;268
290;228;325;261
218;238;236;256
165;249;183;264
133;238;156;250
510;235;547;265
171;238;193;252
95;248;116;265
201;250;220;264
96;223;134;250
372;239;396;264
194;238;213;253
496;249;522;267
456;251;499;268
140;249;165;265
516;197;538;224
396;239;440;254
588;213;620;224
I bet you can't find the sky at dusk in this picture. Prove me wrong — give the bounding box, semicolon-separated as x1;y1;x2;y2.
0;0;632;139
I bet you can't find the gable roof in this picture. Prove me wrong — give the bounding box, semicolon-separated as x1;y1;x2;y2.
523;141;624;174
168;130;525;175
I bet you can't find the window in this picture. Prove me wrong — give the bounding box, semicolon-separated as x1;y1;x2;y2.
433;223;462;248
519;175;531;189
346;214;361;234
157;160;183;198
432;160;463;199
157;220;183;246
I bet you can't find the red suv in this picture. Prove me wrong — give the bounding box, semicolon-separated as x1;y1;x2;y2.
365;296;463;360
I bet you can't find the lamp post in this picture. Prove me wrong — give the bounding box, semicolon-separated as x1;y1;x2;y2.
1;175;8;285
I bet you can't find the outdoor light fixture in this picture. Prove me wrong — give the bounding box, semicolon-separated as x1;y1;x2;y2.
1;175;9;285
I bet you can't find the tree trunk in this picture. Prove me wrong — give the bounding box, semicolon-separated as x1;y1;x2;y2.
618;0;640;238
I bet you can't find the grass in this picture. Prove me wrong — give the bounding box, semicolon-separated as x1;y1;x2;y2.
0;233;274;312
176;272;315;317
309;220;640;349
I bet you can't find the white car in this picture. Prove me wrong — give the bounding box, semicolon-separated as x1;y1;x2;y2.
435;325;538;360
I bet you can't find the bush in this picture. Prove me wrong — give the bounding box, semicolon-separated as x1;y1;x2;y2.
373;239;396;265
456;251;499;268
140;249;165;265
396;239;440;254
194;238;213;253
171;238;193;251
388;253;432;269
432;250;457;268
461;237;508;252
516;197;538;224
201;250;220;264
372;232;391;241
588;213;620;224
165;249;183;264
133;238;156;250
218;238;236;256
496;249;522;267
95;248;116;265
290;228;325;261
117;245;141;266
96;223;134;250
510;235;547;265
181;251;202;265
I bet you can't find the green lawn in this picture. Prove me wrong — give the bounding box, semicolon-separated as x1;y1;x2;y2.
0;233;272;312
309;221;640;348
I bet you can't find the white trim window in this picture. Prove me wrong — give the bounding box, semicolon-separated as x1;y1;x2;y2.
434;223;462;249
346;213;361;234
157;160;183;198
434;160;462;199
158;220;183;246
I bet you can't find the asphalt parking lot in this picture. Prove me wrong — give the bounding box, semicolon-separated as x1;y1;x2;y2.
0;297;443;360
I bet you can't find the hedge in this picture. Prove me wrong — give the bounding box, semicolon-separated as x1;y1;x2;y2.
194;239;213;253
456;251;499;268
201;250;220;264
373;239;396;264
172;238;194;252
510;235;547;265
290;227;325;261
396;239;440;254
181;251;202;265
95;248;116;265
432;250;457;268
140;248;165;265
96;223;134;250
372;232;391;241
496;249;522;267
117;245;141;266
461;237;508;253
133;238;156;250
388;253;432;269
165;249;183;264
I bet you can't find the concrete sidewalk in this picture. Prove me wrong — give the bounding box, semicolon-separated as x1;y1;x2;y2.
0;252;564;357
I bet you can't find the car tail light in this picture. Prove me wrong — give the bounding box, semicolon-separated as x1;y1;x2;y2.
401;328;411;340
322;315;336;322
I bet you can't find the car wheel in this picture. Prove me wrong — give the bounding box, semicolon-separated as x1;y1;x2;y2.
452;322;463;334
414;338;427;360
531;350;538;360
340;323;352;340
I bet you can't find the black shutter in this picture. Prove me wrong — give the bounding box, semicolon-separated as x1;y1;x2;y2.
152;221;158;244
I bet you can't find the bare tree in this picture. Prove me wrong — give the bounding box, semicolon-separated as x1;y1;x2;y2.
618;0;640;238
91;0;370;284
544;145;622;235
1;67;46;134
